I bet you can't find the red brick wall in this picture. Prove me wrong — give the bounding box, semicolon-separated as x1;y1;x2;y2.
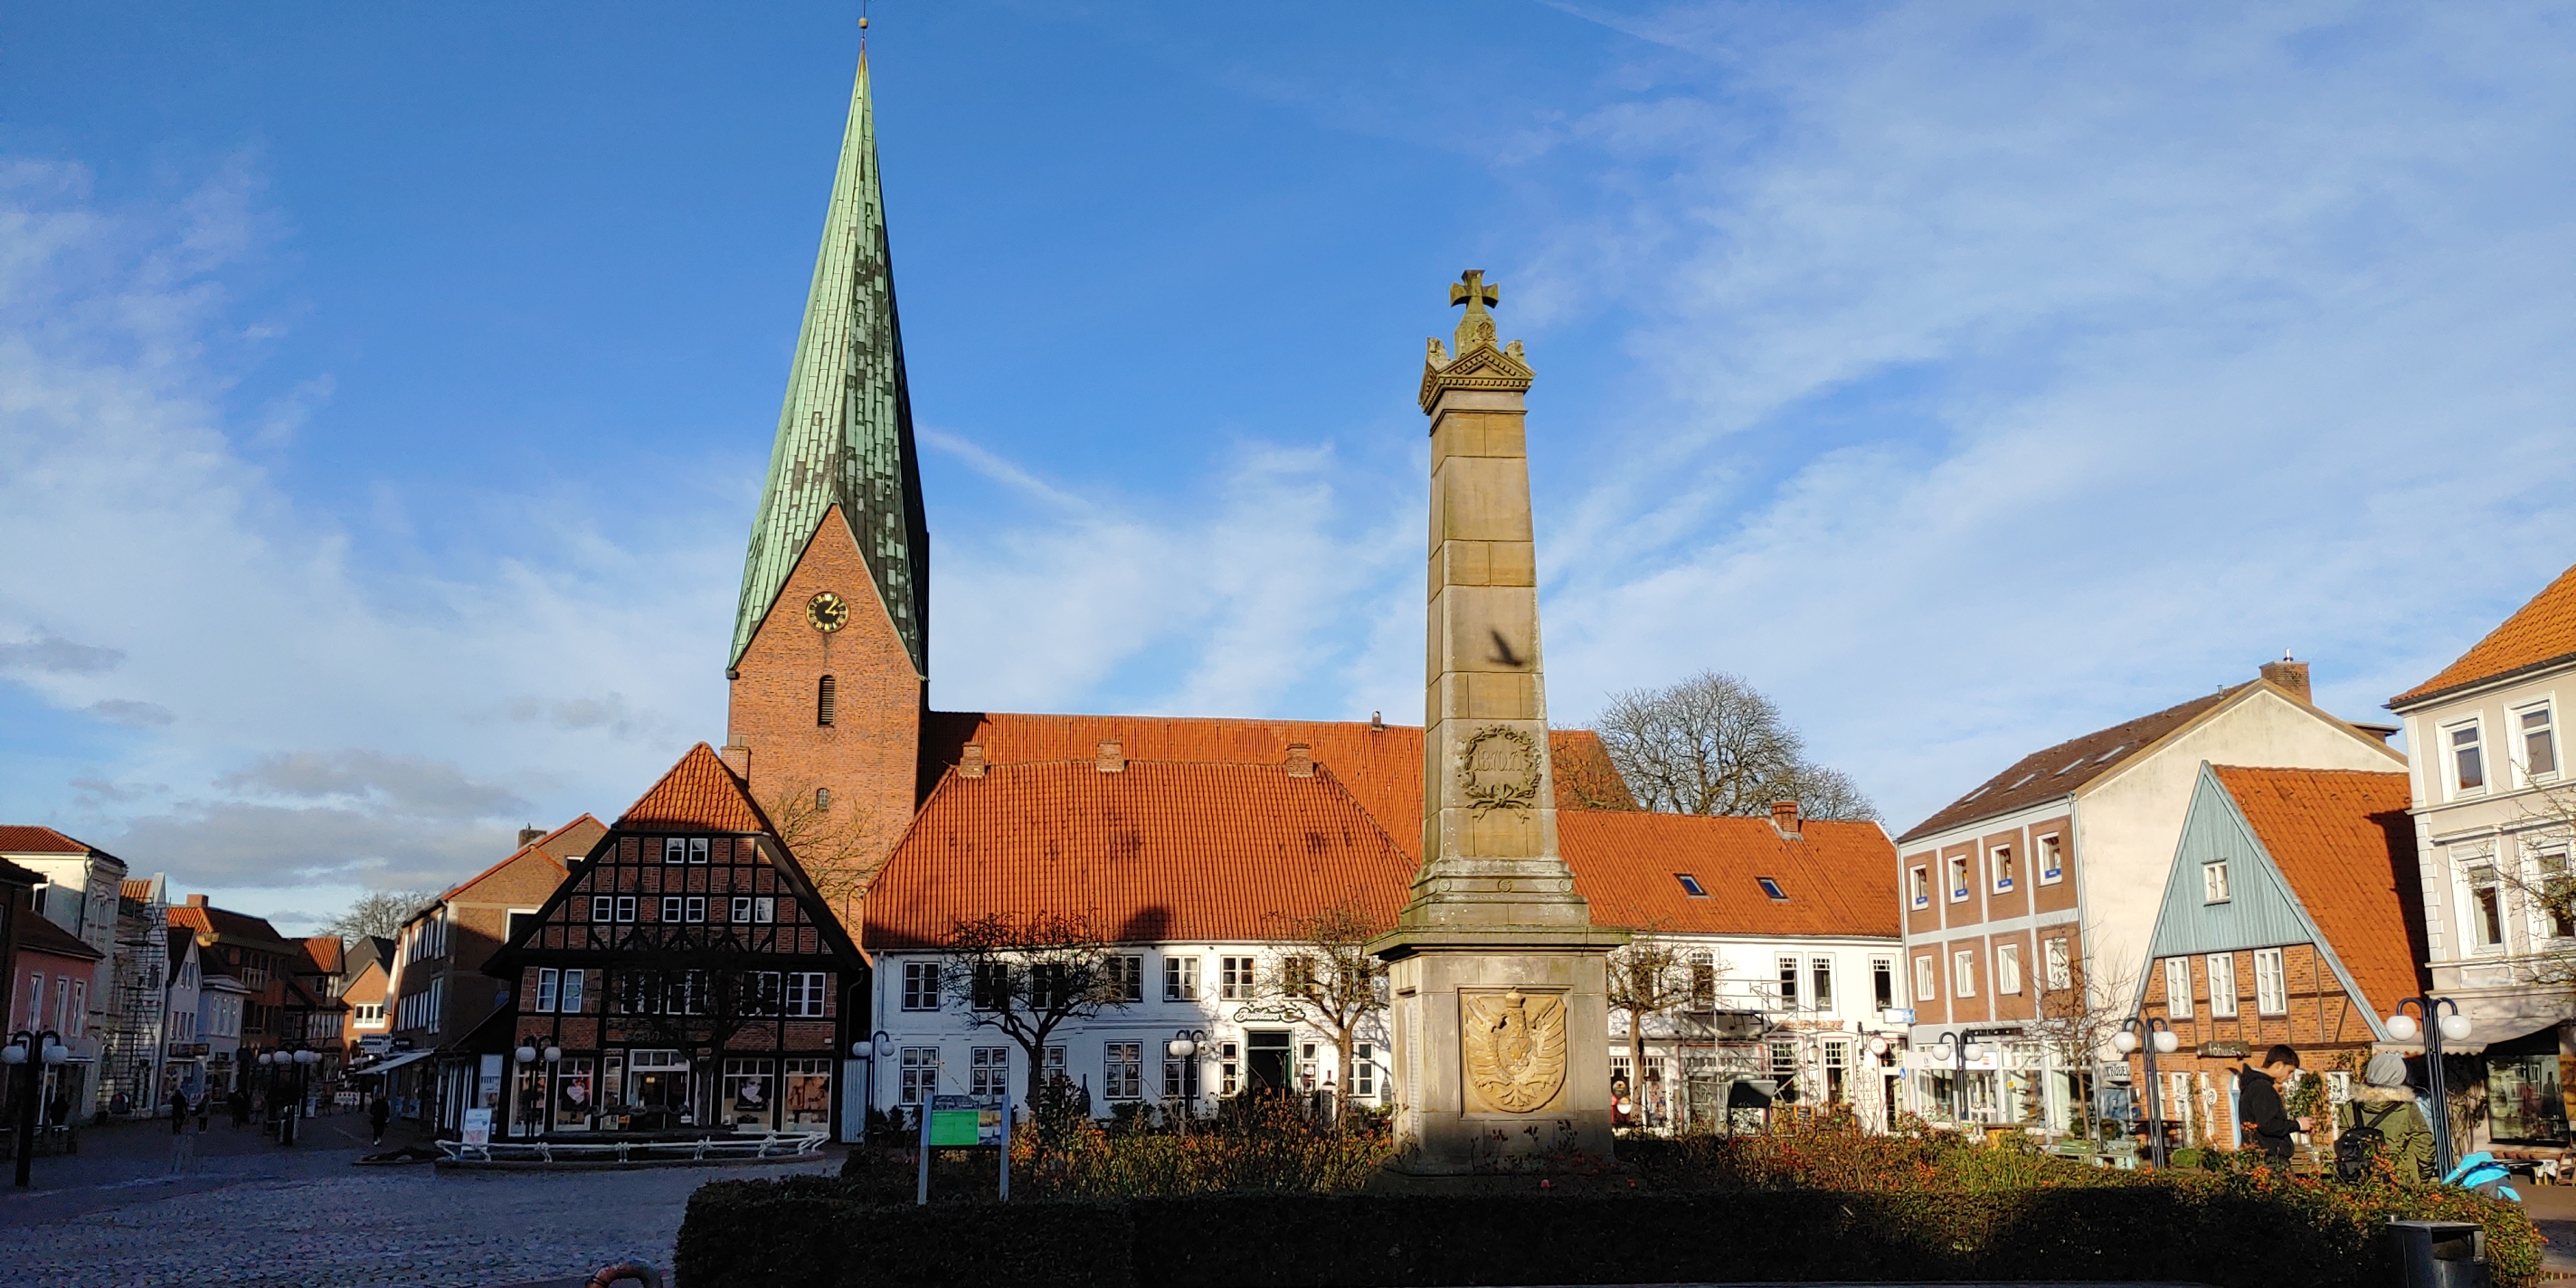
2030;817;2077;914
727;505;922;925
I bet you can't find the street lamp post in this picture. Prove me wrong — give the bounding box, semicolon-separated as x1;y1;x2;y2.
850;1030;893;1143
259;1047;320;1145
5;1030;69;1188
1930;1032;1985;1128
1166;1029;1206;1125
2387;996;2473;1175
2111;1017;2181;1169
513;1043;564;1137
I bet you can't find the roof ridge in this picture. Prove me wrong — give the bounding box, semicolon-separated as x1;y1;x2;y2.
2392;560;2576;707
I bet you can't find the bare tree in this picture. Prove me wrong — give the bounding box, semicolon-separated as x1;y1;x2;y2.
2026;924;2131;1136
1255;905;1389;1121
2482;780;2576;994
940;912;1136;1103
1592;670;1878;821
1604;930;1688;1123
326;889;437;942
765;778;892;923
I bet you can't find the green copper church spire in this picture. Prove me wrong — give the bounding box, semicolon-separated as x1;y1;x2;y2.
730;52;929;676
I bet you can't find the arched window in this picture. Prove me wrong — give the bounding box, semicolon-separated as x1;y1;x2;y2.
815;787;831;810
817;675;837;726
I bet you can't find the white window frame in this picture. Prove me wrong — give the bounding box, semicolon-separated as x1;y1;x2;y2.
787;971;828;1018
1103;1041;1143;1101
2536;848;2575;940
1908;866;1929;909
1777;955;1802;1011
2164;956;2193;1019
2037;833;2064;885
615;895;637;923
535;968;560;1013
1914;954;1937;1004
1872;956;1897;1010
1810;957;1834;1015
899;1047;940;1104
1219;956;1254;1000
2206;953;2238;1018
901;961;940;1011
2514;700;2559;783
2202;860;2230;904
1946;855;1970;903
592;895;614;923
1163;954;1199;1002
2446;718;2488;797
1989;845;2015;894
1352;1043;1378;1099
562;969;584;1014
2253;948;2287;1016
2469;866;2507;951
659;895;683;923
1994;942;2022;995
664;838;687;864
2044;937;2072;991
1951;951;1976;999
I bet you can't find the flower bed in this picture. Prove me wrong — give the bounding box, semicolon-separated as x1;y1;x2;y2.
677;1114;2541;1288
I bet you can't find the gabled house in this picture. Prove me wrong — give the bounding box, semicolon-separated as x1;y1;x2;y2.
383;814;604;1132
2388;558;2576;1151
8;911;104;1124
1893;660;2404;1132
2;827;128;1115
486;744;866;1137
340;936;394;1056
2130;765;2427;1148
161;929;208;1103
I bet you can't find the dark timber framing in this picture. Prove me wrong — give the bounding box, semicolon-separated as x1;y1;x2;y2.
486;826;867;1139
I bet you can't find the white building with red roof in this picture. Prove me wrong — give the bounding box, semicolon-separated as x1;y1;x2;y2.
2389;559;2576;1152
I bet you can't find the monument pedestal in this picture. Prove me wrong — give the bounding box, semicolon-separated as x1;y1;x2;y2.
1377;927;1627;1177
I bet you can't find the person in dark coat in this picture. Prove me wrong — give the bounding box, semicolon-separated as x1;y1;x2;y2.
2237;1044;2311;1164
230;1087;251;1128
171;1093;191;1134
368;1094;391;1145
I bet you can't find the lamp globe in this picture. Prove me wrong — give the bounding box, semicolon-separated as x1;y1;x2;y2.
2439;1013;2473;1042
2386;1013;2420;1041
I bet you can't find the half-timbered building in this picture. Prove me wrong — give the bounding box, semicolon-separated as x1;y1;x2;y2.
486;743;866;1138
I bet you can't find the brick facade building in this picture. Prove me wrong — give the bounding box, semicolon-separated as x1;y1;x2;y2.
486;743;863;1137
2129;765;2426;1149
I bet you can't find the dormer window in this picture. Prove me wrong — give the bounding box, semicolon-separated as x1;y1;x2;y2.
2202;859;2230;904
1675;874;1708;898
1757;877;1787;901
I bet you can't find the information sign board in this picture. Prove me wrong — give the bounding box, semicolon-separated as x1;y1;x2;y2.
461;1108;492;1146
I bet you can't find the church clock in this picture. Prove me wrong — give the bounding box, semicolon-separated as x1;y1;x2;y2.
805;592;850;633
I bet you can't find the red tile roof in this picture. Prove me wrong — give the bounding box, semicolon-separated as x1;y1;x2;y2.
167;902;297;951
865;757;1899;953
16;914;102;962
615;743;773;833
1560;812;1899;939
0;826;93;855
920;712;1634;856
865;759;1416;951
303;935;346;974
2393;561;2576;707
120;878;156;902
2211;766;2428;1023
430;815;600;905
1900;687;2243;842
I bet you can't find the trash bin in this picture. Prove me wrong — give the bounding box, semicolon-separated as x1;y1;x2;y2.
2389;1219;2488;1288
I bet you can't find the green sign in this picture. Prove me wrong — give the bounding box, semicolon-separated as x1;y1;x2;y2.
927;1109;981;1147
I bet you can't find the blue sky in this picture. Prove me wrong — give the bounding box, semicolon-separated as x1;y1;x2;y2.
3;3;2571;934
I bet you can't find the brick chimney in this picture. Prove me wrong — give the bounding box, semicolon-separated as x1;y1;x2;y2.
1284;743;1315;777
1769;800;1803;839
719;743;752;779
1369;711;1385;733
2259;655;2312;705
960;743;987;779
186;894;208;907
1096;739;1126;773
517;826;545;848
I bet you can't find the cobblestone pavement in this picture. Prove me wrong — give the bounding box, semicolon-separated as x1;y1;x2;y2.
0;1115;832;1287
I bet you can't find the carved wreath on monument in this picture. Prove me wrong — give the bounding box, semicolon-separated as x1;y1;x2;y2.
1456;724;1539;814
1463;989;1567;1113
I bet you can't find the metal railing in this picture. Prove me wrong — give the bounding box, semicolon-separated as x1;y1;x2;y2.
437;1131;829;1166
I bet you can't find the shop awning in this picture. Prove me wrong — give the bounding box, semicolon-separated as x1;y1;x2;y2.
352;1049;434;1075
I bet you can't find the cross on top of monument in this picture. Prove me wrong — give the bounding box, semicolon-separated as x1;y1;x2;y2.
1450;269;1501;353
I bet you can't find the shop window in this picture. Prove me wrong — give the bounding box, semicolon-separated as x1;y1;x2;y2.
784;1059;833;1127
2488;1053;2569;1142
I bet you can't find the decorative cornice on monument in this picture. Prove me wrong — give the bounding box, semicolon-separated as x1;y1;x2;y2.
730;52;931;676
1418;269;1534;414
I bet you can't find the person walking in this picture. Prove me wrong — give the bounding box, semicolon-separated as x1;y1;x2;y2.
2236;1044;2312;1166
368;1093;391;1146
170;1092;190;1134
2338;1052;2436;1182
194;1088;211;1132
230;1086;251;1129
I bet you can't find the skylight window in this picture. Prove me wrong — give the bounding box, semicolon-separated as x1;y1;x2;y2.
1675;874;1708;898
1962;785;1991;801
2008;772;2038;790
1757;877;1787;901
2054;757;2088;776
2096;743;2130;763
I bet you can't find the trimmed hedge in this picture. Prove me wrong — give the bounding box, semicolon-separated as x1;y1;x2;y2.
675;1179;2524;1288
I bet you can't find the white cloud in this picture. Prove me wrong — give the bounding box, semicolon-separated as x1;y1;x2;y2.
0;157;734;895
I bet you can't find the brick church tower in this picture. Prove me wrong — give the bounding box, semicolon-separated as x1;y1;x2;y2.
723;52;929;923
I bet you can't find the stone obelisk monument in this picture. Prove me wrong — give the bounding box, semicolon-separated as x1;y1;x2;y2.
1372;270;1626;1178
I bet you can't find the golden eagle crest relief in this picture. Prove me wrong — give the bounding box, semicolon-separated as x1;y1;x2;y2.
1462;988;1567;1113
